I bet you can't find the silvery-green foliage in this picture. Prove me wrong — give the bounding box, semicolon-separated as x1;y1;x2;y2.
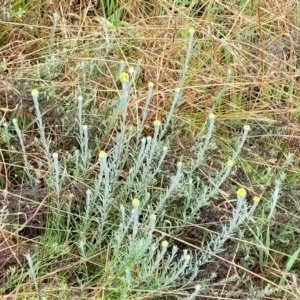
31;89;51;163
66;74;252;299
179;28;195;90
34;55;64;81
50;12;59;53
0;203;9;225
24;253;40;298
12;118;27;162
2;122;11;148
12;118;34;183
267;153;291;221
21;27;260;299
76;95;90;168
52;152;60;196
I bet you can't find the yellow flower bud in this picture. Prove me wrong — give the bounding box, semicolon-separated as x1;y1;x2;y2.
119;72;129;82
150;213;156;220
161;240;168;248
227;160;234;167
99;151;106;158
31;89;39;96
153;119;161;126
237;188;247;197
132;198;140;206
209;113;215;119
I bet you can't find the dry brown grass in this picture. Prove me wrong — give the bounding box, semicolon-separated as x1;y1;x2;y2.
0;0;300;299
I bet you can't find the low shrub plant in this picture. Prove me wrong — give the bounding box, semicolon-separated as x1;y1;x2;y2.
0;28;264;299
1;2;298;296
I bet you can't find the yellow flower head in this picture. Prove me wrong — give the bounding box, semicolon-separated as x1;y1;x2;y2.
161;240;168;248
31;89;39;96
227;160;234;167
237;187;247;197
209;113;215;119
185;254;191;260
150;213;156;220
119;72;129;82
153;119;161;126
132;198;140;206
99;151;107;158
175;87;180;93
177;161;183;167
52;152;58;158
244;125;250;131
148;82;154;87
253;196;260;202
189;27;195;34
